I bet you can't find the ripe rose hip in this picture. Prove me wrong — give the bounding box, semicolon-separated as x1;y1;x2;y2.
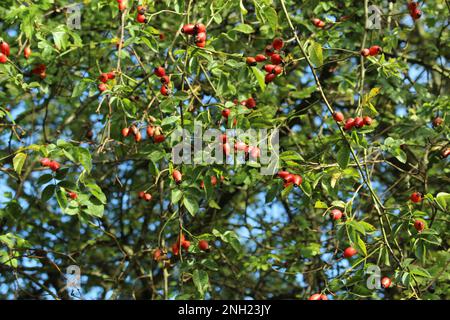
273;65;283;75
24;46;31;59
195;32;207;43
160;75;170;84
146;126;155;137
153;248;162;261
270;54;282;65
246;57;257;66
249;146;260;159
381;277;391;289
144;193;152;201
137;5;146;15
369;45;382;56
411;9;422;20
136;14;146;23
195;23;206;33
198;240;209;251
160;85;169;96
292;175;302;187
181;24;195;35
354;117;364;128
312;18;325;28
272;38;284;51
265;73;276;84
363;116;373;126
361;48;370;57
308;293;327;300
154;66;166;77
172;169;182;184
442;148;450;158
222;109;231;118
138;191;145;199
410;192;422;203
255;54;267;62
277;171;290;180
234;141;248;152
0;41;10;56
172;243;180;256
99;73;109;83
49;161;61;172
264;64;276;73
154;134;165;143
107;71;115;80
0;53;7;64
68;192;78;200
246;97;256;109
40;158;52;167
344;118;355;131
414;219;425;232
432;117;443;127
196;41;206;48
330;209;343;221
134;131;142;142
343;246;357;258
130;125;139;136
333;111;344;122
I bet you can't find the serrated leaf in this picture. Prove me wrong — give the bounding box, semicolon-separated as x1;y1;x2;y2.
308;41;323;67
233;24;254;34
251;66;266;91
337;143;351;169
13;153;27;175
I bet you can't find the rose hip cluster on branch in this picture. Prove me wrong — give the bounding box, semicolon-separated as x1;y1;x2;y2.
117;0;126;12
40;158;61;172
246;37;285;84
361;45;382;57
136;5;147;23
311;18;326;28
277;170;302;188
154;66;171;96
138;191;152;202
332;111;373;131
172;233;190;256
0;40;10;64
98;71;115;93
181;23;207;48
408;1;422;20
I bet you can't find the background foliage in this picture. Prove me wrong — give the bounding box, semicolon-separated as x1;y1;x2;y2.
0;0;449;300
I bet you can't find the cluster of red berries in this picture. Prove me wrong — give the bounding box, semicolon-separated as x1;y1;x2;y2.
361;45;382;57
246;38;284;84
32;64;47;79
277;170;303;188
311;18;326;28
332;111;373;131
408;1;422;20
0;40;10;64
121;124;165;143
98;71;115;93
136;5;147;23
308;293;328;300
154;66;170;96
138;191;152;201
172;169;182;184
181;23;207;48
219;135;261;159
40;158;61;172
236;97;257;109
117;0;126;12
172;233;190;256
200;176;218;189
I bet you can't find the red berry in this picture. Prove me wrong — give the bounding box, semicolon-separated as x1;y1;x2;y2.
195;32;207;43
160;85;169;96
144;193;152;201
181;24;196;35
68;192;78;200
99;73;109;83
246;57;257;66
361;49;370;57
333;112;344;122
292;175;302;187
277;171;290;180
107;71;115;80
40;158;52;167
363;116;373;126
198;240;209;251
265;45;275;56
220;134;228;143
134;131;142;142
121;127;130;137
265;73;276;84
272;38;284;51
343;247;357;258
210;176;218;186
408;1;419;11
154;134;165;143
146;126;155;137
354;117;364;128
369;45;382;56
246;97;256;109
49;161;61;172
255;54;267;62
24;46;31;59
308;293;327;300
411;9;422;20
172;243;180;256
195;23;206;33
160;75;170;84
234;141;248;152
118;1;126;11
273;65;283;75
172;169;182;184
137;5;146;15
153;248;162;261
432;117;443;127
381;277;392;289
249;146;260;159
442;148;450;158
410;192;422;203
136;14;146;23
312;18;325;28
0;41;10;57
264;64;276;73
330;209;343;221
270;53;283;65
222;108;231;118
414;219;425;232
344;118;355;131
181;240;191;250
98;83;107;92
138;191;145;199
223;143;231;156
154;66;166;77
0;53;7;64
196;41;206;48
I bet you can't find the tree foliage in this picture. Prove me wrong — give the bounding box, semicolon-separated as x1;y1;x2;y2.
0;0;449;300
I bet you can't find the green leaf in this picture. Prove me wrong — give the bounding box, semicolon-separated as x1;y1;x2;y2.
171;189;183;204
77;147;92;173
314;200;328;209
192;270;209;297
263;7;278;31
251;66;266;91
85;182;106;204
56;188;68;211
183;196;199;216
41;184;56;202
337;143;351;169
13;153;27;175
233;24;254;34
308;41;323;67
161;116;180;127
